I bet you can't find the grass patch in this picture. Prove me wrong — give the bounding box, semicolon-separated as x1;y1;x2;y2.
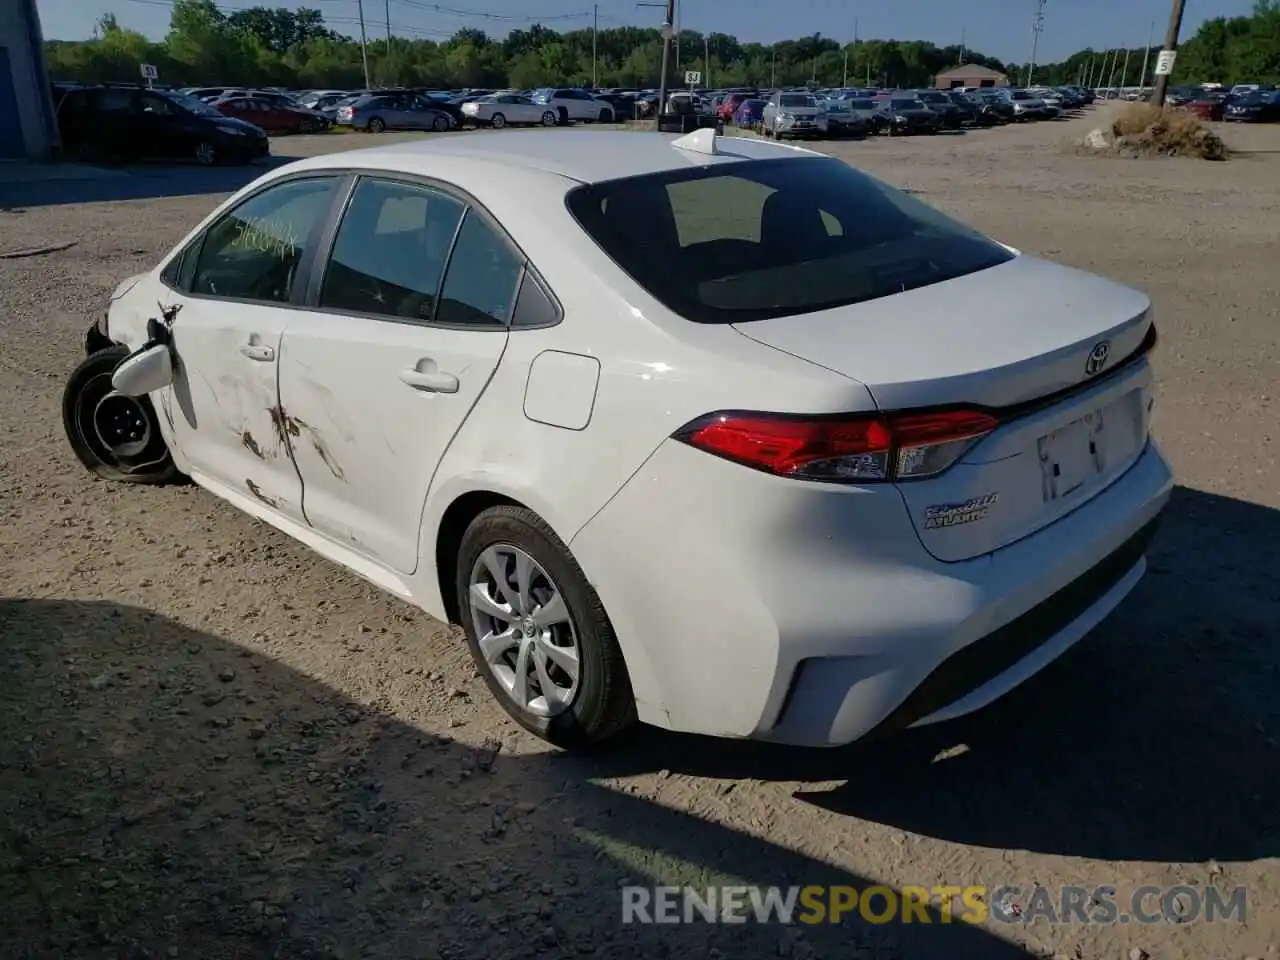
1110;103;1228;160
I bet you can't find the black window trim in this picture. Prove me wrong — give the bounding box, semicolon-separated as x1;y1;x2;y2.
156;166;563;331
158;171;347;311
302;168;561;332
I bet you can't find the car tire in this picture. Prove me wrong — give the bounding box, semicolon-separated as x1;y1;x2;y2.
490;112;506;128
193;141;217;165
541;110;557;127
368;116;386;133
432;115;450;131
62;346;182;485
598;108;611;122
456;505;636;748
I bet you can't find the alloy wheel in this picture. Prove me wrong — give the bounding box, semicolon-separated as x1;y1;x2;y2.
468;544;580;717
194;141;216;165
491;113;506;128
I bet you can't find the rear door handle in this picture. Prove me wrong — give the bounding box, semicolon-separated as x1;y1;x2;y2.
239;343;275;361
398;368;459;393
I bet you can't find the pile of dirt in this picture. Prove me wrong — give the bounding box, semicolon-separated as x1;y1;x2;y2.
1081;103;1228;160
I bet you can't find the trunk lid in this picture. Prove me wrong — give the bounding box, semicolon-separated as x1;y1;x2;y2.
733;255;1155;562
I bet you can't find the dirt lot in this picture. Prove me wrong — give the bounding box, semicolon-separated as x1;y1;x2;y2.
1;110;1277;960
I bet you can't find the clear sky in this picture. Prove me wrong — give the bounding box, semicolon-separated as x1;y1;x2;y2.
35;0;1259;64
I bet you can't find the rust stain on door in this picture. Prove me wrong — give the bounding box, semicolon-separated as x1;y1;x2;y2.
245;478;278;508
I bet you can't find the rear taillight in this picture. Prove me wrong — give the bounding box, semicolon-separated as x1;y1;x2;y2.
673;409;998;484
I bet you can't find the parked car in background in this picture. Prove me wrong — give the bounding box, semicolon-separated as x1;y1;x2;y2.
1184;93;1226;122
56;84;269;165
970;90;1015;123
762;91;822;139
1223;89;1280;122
947;90;997;126
594;92;638;120
840;96;887;134
877;96;942;135
716;92;751;121
732;98;766;127
1007;89;1051;120
461;93;559;128
530;88;615;125
912;89;965;128
211;95;327;134
818;99;868;138
336;93;456;132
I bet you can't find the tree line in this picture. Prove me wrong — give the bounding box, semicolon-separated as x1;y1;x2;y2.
44;0;1280;92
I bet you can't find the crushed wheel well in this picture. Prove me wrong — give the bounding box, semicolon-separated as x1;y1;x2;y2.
85;319;118;356
435;490;523;625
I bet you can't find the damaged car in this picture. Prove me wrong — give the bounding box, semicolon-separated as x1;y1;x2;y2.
62;128;1172;750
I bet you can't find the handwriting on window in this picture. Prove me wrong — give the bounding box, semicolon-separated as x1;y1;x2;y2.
229;215;302;261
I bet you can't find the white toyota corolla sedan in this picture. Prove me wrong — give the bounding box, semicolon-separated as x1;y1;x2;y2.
63;129;1172;748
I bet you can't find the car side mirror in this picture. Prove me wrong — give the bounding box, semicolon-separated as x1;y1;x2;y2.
112;342;174;396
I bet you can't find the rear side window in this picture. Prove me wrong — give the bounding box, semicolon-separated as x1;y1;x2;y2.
565;157;1013;325
320;178;464;322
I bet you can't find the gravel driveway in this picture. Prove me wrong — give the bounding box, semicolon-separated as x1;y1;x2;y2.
1;110;1276;960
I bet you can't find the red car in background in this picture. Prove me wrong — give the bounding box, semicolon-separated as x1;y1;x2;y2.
717;92;751;121
1184;94;1225;121
211;95;328;134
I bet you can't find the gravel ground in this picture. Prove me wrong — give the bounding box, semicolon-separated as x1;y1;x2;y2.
1;109;1277;960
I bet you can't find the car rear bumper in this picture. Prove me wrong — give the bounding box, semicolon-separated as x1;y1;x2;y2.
571;435;1173;746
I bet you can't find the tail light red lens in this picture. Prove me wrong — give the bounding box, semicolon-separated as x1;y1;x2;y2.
673;409;999;484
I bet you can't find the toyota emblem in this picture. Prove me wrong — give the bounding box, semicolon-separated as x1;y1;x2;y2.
1085;340;1111;377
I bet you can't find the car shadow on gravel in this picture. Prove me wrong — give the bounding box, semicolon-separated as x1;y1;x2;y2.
0;598;1035;960
0;155;301;210
577;485;1280;866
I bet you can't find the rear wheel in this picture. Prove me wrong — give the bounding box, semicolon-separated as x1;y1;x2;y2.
62;346;180;484
368;116;386;133
193;141;217;165
432;114;450;131
598;108;611;122
490;112;506;129
541;110;557;127
457;506;636;747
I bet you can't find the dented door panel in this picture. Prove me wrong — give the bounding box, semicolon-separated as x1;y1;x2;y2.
275;311;508;574
163;298;306;523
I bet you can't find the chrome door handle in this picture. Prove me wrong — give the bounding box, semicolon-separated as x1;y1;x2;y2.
398;368;459;393
239;343;274;361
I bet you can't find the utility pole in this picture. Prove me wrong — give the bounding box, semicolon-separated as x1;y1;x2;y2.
1025;0;1046;87
1138;19;1154;94
1151;0;1187;106
1120;45;1131;94
356;0;371;89
638;0;675;114
844;17;858;88
704;34;710;89
592;4;598;89
384;0;391;84
770;50;776;88
959;25;966;64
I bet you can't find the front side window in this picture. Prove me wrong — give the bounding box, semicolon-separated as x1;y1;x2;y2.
565;157;1013;325
191;177;337;303
320;178;464;322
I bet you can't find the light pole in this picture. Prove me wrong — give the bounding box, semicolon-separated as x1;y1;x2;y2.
1137;19;1154;96
638;0;677;115
356;0;371;89
1026;0;1046;87
1151;0;1188;106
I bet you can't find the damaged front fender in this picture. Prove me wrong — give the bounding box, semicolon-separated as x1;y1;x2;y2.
84;314;115;356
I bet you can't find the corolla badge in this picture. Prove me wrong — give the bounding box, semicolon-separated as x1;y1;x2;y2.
923;493;1000;530
1085;340;1111;377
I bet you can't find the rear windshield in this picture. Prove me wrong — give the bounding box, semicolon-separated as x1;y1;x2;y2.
779;94;816;107
889;98;920;109
847;98;876;109
565;157;1013;325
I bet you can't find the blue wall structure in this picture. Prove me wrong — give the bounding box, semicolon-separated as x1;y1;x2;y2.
0;0;59;160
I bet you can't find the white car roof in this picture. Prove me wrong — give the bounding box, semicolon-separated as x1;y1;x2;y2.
283;130;820;186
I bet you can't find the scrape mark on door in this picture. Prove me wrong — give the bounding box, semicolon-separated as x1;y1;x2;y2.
245;478;278;508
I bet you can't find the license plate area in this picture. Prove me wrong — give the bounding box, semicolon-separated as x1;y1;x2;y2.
1038;409;1106;502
